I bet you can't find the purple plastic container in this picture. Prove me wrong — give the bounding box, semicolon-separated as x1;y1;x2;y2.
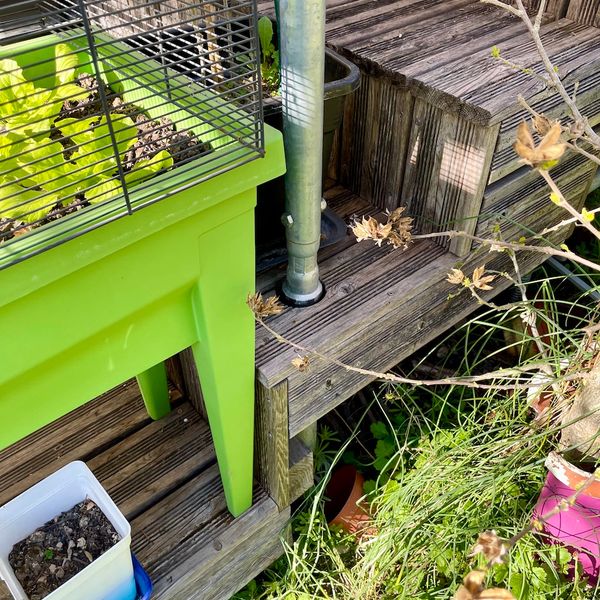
533;461;600;583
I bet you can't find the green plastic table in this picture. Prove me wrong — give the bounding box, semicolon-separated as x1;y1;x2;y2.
0;125;285;517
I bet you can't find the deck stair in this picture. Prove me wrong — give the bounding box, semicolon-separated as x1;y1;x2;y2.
2;2;599;599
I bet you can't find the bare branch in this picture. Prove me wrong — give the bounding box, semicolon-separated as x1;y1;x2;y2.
254;316;584;392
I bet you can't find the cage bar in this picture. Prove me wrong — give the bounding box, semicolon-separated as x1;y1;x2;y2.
0;0;264;268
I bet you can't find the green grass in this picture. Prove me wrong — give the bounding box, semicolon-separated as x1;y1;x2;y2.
236;273;600;600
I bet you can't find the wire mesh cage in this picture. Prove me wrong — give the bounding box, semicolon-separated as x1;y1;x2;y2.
0;0;264;268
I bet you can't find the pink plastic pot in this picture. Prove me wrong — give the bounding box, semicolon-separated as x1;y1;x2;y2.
533;452;600;583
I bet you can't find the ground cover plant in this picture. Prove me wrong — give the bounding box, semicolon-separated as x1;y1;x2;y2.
240;273;600;599
0;42;210;239
258;16;280;96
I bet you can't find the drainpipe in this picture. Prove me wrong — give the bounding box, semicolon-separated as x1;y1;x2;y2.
278;0;325;306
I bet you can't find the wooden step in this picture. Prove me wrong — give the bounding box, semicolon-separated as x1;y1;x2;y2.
256;186;571;437
0;380;181;505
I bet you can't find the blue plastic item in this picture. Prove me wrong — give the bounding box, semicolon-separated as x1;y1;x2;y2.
133;555;153;600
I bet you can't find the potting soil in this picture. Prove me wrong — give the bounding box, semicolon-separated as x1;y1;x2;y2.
8;499;120;600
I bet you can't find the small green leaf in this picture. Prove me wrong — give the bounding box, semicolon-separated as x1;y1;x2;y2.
549;192;561;205
85;176;121;204
581;207;595;222
55;43;79;86
491;45;501;59
370;421;389;440
125;149;173;186
258;16;275;57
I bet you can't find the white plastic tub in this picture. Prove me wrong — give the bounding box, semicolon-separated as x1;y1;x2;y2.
0;461;136;600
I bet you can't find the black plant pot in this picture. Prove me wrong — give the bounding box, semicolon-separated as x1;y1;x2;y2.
256;46;360;271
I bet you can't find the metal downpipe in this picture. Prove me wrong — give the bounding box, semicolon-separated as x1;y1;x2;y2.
278;0;325;306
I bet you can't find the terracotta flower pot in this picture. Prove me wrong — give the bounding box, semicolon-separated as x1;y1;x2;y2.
533;452;600;583
324;465;372;536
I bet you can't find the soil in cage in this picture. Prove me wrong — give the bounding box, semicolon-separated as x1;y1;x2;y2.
8;499;120;600
0;74;213;243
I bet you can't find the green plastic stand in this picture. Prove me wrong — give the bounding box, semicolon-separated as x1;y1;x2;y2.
0;127;285;517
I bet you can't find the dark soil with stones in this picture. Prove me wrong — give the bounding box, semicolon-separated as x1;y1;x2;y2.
8;499;120;600
1;73;213;243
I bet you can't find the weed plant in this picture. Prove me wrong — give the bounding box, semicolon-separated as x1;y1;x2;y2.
237;275;600;600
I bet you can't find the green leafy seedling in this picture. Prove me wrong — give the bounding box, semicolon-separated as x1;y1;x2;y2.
0;44;89;137
0;44;176;226
257;16;280;95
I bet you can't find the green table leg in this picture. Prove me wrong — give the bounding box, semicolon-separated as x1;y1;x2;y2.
136;362;171;420
191;208;255;517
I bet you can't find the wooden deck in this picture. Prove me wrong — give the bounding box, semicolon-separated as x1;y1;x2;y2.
2;2;599;599
0;377;305;600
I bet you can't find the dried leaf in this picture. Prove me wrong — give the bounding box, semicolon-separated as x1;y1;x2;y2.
463;570;486;594
247;292;285;319
514;121;566;168
447;268;466;285
454;586;474;600
471;266;495;291
386;207;413;249
350;208;413;249
454;570;516;600
470;531;508;566
84;550;93;563
12;225;31;237
532;114;555;137
291;355;310;372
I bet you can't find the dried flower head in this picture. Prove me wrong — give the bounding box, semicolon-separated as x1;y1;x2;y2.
470;531;508;566
350;207;413;249
246;292;285;319
351;216;392;247
291;355;310;372
447;268;466;285
514;121;566;169
386;207;413;249
454;570;516;600
471;266;496;291
532;114;555;137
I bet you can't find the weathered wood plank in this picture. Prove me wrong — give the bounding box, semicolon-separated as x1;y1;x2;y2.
546;0;570;19
167;504;289;600
89;403;215;519
286;227;567;435
478;150;597;240
0;379;181;506
255;380;290;509
174;347;208;419
401;98;500;255
288;437;314;503
566;0;600;26
489;80;600;182
332;2;521;82
409;19;600;125
256;237;445;388
338;74;413;211
134;479;286;600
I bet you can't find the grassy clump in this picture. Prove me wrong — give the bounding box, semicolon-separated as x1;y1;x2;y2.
237;277;600;600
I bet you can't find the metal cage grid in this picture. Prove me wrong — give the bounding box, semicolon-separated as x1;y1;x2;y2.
0;0;264;268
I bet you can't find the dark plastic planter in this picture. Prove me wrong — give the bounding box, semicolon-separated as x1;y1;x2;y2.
256;46;360;270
